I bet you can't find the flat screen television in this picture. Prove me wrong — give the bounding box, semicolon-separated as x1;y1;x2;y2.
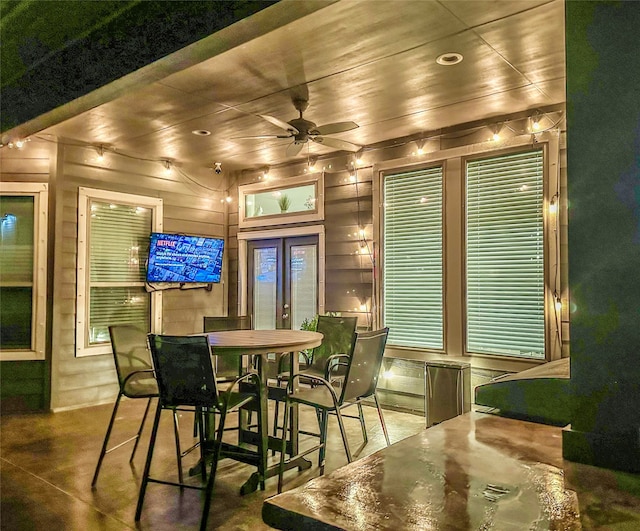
146;232;224;283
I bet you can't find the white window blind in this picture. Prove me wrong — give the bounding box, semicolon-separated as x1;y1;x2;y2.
383;166;443;349
87;200;151;344
466;150;545;359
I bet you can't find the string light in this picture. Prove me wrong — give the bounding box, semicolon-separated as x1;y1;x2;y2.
532;116;541;131
355;150;365;166
415;140;425;156
96;145;105;162
549;194;558;214
6;138;31;149
555;295;562;312
163;160;172;174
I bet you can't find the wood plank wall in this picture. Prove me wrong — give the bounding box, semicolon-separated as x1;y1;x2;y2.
48;140;226;410
0;139;51;412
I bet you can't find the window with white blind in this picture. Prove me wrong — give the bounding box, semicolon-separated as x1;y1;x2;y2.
380;142;555;363
0;183;48;361
76;188;162;357
466;150;545;359
383;166;443;349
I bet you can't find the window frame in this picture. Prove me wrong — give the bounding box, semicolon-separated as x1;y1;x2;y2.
374;133;561;367
76;187;163;357
238;173;324;229
0;183;48;361
463;146;547;360
381;163;445;351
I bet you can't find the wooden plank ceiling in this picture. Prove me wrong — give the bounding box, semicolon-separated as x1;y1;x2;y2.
3;0;565;182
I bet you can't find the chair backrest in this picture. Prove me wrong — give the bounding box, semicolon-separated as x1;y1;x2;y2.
308;315;358;373
147;334;219;408
109;325;153;388
339;328;390;404
203;316;251;332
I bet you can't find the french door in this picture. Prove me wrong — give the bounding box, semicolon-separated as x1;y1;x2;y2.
248;235;318;330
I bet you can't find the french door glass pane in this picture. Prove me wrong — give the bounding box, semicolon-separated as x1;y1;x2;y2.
253;247;277;329
0;196;35;350
466;150;545;359
89;287;149;344
290;244;317;330
383;166;444;349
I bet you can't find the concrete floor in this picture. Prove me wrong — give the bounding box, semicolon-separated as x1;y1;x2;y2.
0;396;425;530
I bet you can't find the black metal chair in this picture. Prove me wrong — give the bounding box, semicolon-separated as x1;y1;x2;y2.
277;328;391;493
135;334;264;531
273;315;358;439
277;315;358;385
203;315;252;381
91;325;182;487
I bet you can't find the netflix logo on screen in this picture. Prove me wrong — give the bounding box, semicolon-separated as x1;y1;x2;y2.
146;232;224;283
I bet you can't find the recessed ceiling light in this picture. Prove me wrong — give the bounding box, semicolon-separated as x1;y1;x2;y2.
436;52;463;66
192;129;211;136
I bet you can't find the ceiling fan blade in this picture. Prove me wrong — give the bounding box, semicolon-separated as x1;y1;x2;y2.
258;114;299;134
286;142;305;157
313;136;361;152
231;134;292;140
311;121;359;136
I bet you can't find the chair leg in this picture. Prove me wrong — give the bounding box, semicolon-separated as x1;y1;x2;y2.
91;392;123;487
135;401;163;522
373;393;391;446
272;396;281;439
277;397;291;494
318;409;329;472
130;397;153;463
172;408;184;484
356;400;368;444
197;407;207;482
201;406;227;531
334;407;353;464
250;382;267;492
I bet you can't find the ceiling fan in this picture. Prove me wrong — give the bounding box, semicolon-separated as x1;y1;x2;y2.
238;98;361;157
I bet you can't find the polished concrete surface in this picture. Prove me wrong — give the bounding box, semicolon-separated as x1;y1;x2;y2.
265;411;640;531
0;396;424;530
2;399;639;530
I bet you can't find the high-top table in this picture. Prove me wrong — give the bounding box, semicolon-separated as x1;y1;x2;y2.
199;329;323;494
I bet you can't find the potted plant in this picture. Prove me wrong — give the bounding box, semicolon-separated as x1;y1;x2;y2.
277;194;291;213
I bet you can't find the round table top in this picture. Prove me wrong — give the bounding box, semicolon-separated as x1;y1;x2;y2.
201;329;323;355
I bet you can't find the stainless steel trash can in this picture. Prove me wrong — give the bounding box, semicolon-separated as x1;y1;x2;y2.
425;359;471;427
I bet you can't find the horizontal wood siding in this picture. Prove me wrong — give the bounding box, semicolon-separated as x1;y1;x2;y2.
0;361;47;412
50;140;227;410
